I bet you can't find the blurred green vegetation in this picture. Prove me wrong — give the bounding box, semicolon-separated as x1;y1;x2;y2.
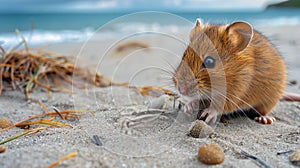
268;0;300;8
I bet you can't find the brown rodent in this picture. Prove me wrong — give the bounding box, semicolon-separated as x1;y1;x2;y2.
173;19;289;124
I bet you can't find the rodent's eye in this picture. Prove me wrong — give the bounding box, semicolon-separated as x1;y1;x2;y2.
202;56;216;69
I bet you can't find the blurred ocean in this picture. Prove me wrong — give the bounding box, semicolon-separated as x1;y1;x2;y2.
1;9;300;48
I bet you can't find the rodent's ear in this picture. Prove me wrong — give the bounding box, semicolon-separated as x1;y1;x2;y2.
195;18;203;28
190;18;204;41
226;21;253;52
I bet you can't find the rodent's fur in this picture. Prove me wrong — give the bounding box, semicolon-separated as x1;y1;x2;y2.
173;20;287;124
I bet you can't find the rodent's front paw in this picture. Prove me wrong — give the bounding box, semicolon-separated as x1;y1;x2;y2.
199;108;219;124
184;100;199;115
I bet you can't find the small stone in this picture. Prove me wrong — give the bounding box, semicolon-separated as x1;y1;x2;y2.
0;118;13;129
0;146;6;153
147;95;168;109
198;143;225;165
289;150;300;166
288;80;297;86
189;120;214;138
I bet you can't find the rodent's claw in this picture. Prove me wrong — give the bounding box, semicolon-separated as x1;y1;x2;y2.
200;108;218;124
254;116;275;124
184;100;199;114
184;104;192;114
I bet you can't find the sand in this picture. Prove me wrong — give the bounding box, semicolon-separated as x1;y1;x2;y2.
0;25;300;168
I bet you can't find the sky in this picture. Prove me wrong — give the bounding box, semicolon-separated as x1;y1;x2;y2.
0;0;288;13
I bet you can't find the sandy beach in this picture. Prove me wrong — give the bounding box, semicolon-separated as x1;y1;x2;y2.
0;25;300;168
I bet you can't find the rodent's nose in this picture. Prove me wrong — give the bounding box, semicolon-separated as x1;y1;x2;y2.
177;80;197;96
178;85;189;95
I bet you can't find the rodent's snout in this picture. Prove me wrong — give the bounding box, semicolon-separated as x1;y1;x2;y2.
177;84;188;95
177;79;198;97
174;59;200;97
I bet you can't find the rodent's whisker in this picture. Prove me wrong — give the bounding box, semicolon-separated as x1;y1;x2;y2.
196;88;210;100
199;90;213;105
157;67;175;77
210;88;246;114
156;79;175;87
168;88;179;96
160;56;179;74
210;90;254;122
212;87;261;118
158;74;174;80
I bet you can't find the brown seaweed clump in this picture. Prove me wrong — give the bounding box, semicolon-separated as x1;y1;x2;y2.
0;48;127;99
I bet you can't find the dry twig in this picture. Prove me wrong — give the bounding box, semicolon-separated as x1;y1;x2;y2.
241;150;273;168
48;152;77;168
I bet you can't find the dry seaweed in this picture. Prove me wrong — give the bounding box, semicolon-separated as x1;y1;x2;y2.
0;47;127;99
0;100;90;133
15;117;73;128
0;108;90;133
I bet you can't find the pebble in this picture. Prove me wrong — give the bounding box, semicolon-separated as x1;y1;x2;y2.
289;150;300;166
198;143;225;165
288;80;297;86
0;118;13;129
0;146;6;153
189;120;214;138
147;95;168;109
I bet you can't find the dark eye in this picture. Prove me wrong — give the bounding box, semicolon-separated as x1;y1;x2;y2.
202;56;216;69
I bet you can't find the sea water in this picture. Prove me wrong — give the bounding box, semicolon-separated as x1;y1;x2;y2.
1;9;300;48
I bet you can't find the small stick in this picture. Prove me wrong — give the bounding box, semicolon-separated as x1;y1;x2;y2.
48;152;77;168
92;135;103;146
241;150;274;168
42;73;53;97
15;117;73;128
277;150;294;155
25;68;39;99
30;99;51;114
15;29;29;53
0;45;5;58
0;70;3;95
33;79;53;92
6;38;25;55
52;69;73;84
0;127;45;145
10;62;16;89
52;106;64;120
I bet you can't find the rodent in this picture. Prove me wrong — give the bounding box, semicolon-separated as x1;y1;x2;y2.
173;19;290;124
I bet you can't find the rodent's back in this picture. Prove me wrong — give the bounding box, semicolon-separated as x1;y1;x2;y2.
239;30;287;110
